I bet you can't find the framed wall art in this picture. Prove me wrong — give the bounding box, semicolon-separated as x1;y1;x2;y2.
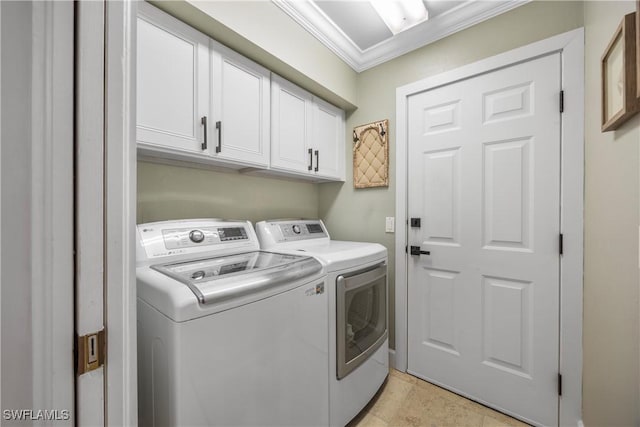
353;119;389;189
601;12;639;132
637;2;640;98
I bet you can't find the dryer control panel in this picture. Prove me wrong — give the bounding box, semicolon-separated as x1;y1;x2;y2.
256;219;329;246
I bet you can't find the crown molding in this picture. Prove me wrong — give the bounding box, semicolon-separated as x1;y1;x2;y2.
273;0;363;70
273;0;530;73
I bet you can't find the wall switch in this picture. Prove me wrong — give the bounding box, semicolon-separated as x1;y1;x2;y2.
385;217;395;233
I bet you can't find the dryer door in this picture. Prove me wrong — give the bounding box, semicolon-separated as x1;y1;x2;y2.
336;263;387;379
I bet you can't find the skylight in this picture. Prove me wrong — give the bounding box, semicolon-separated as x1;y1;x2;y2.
369;0;429;35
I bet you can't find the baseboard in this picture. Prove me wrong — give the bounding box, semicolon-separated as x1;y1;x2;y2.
577;420;584;427
388;348;396;370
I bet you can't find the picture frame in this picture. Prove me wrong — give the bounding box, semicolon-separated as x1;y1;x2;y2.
636;2;640;98
353;119;389;189
601;12;639;132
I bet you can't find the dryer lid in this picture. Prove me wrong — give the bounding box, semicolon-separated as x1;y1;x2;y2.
151;251;322;304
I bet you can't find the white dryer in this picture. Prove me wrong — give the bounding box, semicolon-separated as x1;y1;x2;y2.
255;219;388;427
136;219;329;426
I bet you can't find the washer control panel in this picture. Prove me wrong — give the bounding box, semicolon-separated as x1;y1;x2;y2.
189;229;205;243
137;219;256;261
162;226;247;250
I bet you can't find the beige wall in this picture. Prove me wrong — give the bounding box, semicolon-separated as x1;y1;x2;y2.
136;1;640;424
583;2;640;426
137;161;319;225
319;0;584;349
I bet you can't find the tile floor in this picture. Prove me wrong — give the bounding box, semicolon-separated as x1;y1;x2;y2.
347;369;530;427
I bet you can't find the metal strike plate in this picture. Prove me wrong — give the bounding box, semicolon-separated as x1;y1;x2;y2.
77;329;105;375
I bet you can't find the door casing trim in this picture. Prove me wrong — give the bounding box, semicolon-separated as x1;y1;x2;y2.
104;1;138;425
394;28;584;427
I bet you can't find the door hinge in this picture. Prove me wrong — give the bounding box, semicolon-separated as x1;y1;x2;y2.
405;245;408;254
558;373;562;396
559;90;564;113
76;329;106;376
559;233;564;255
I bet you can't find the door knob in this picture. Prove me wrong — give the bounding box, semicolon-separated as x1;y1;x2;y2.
410;246;430;256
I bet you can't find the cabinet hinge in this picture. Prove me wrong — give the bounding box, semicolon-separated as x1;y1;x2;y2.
76;329;106;376
558;373;562;396
559;90;564;113
559;233;564;255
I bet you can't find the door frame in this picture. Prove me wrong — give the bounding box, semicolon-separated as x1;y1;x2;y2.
76;0;137;424
394;28;584;427
0;1;136;423
104;1;137;424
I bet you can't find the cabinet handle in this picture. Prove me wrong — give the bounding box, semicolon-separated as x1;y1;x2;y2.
201;116;208;150
215;121;222;153
314;150;319;172
308;148;313;171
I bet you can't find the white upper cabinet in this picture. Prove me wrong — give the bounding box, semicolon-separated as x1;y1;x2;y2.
271;75;314;174
136;4;345;181
271;75;345;181
137;2;209;154
313;98;345;180
211;42;271;168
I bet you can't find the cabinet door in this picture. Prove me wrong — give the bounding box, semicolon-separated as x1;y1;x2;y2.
137;2;210;153
270;75;314;174
211;42;270;167
313;98;345;180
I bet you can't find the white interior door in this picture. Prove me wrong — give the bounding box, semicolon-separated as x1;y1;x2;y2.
407;53;561;426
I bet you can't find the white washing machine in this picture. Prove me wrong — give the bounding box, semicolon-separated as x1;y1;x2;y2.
136;219;329;426
256;219;389;427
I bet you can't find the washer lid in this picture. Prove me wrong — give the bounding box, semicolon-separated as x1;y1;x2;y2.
151;251;322;304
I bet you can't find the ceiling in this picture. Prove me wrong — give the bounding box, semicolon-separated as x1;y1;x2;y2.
273;0;530;72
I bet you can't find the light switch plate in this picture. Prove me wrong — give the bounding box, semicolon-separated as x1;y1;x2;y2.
385;217;395;233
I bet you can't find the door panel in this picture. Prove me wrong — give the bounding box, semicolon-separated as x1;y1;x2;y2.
212;43;270;167
422;148;461;245
421;268;459;355
270;75;314;173
481;276;532;377
137;20;195;136
314;98;344;179
136;2;209;153
482;138;532;250
407;53;561;426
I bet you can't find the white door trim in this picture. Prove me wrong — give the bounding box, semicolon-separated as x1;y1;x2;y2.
76;1;106;423
30;0;75;420
0;2;3;408
105;1;138;425
395;28;584;427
